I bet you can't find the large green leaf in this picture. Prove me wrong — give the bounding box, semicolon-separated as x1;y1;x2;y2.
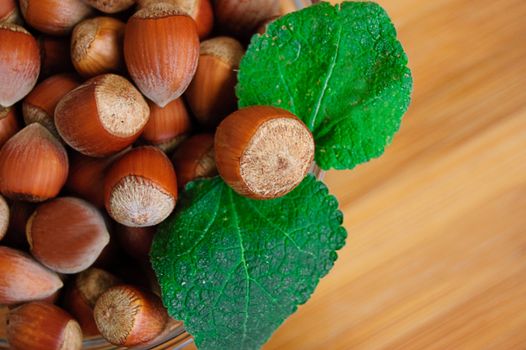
237;1;413;170
151;175;346;349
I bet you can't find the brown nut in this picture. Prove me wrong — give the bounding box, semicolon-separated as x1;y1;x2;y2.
104;146;178;227
172;133;217;188
55;74;150;157
22;73;80;138
141;98;191;153
0;23;40;108
71;17;126;78
0;123;69;202
94;285;168;346
63;268;120;336
185;36;244;127
19;0;93;36
27;197;111;274
215;106;314;199
0;247;63;305
124;3;199;107
7;302;82;350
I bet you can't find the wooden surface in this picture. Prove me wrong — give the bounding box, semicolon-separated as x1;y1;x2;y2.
265;0;526;349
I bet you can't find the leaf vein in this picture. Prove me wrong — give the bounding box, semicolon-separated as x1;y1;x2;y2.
307;23;343;130
228;190;251;349
244;199;315;258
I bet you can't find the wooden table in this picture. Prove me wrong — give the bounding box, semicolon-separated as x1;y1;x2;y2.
265;0;526;349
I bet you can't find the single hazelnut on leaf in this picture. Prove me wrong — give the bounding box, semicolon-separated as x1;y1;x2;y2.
137;0;214;39
63;268;120;336
27;197;111;274
38;36;75;77
0;23;40;108
0;106;20;148
19;0;93;36
0;0;21;23
71;17;126;78
172;133;217;188
81;0;135;13
0;247;63;305
104;146;178;227
66;150;127;208
141;98;192;153
0;194;9;240
215;106;315;199
94;285;168;346
22;74;80;138
115;225;155;261
124;3;200;107
185;36;244;128
55;74;150;157
0;124;69;202
7;302;82;350
214;0;280;37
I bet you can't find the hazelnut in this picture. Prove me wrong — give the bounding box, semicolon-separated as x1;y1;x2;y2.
0;23;40;108
71;17;126;78
185;36;244;127
104;146;178;227
94;285;168;346
19;0;93;36
7;302;82;350
0;123;69;202
55;74;150;157
27;197;111;274
63;268;120;336
124;3;199;107
0;247;63;305
215;106;315;199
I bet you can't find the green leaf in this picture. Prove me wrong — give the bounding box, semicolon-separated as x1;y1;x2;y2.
237;1;413;170
151;175;346;350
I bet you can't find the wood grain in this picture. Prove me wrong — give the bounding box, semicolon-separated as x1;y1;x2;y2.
264;0;526;349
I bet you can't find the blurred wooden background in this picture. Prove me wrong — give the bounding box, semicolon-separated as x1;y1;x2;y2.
264;0;526;349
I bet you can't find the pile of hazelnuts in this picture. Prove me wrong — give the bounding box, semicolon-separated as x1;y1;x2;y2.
0;0;315;349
